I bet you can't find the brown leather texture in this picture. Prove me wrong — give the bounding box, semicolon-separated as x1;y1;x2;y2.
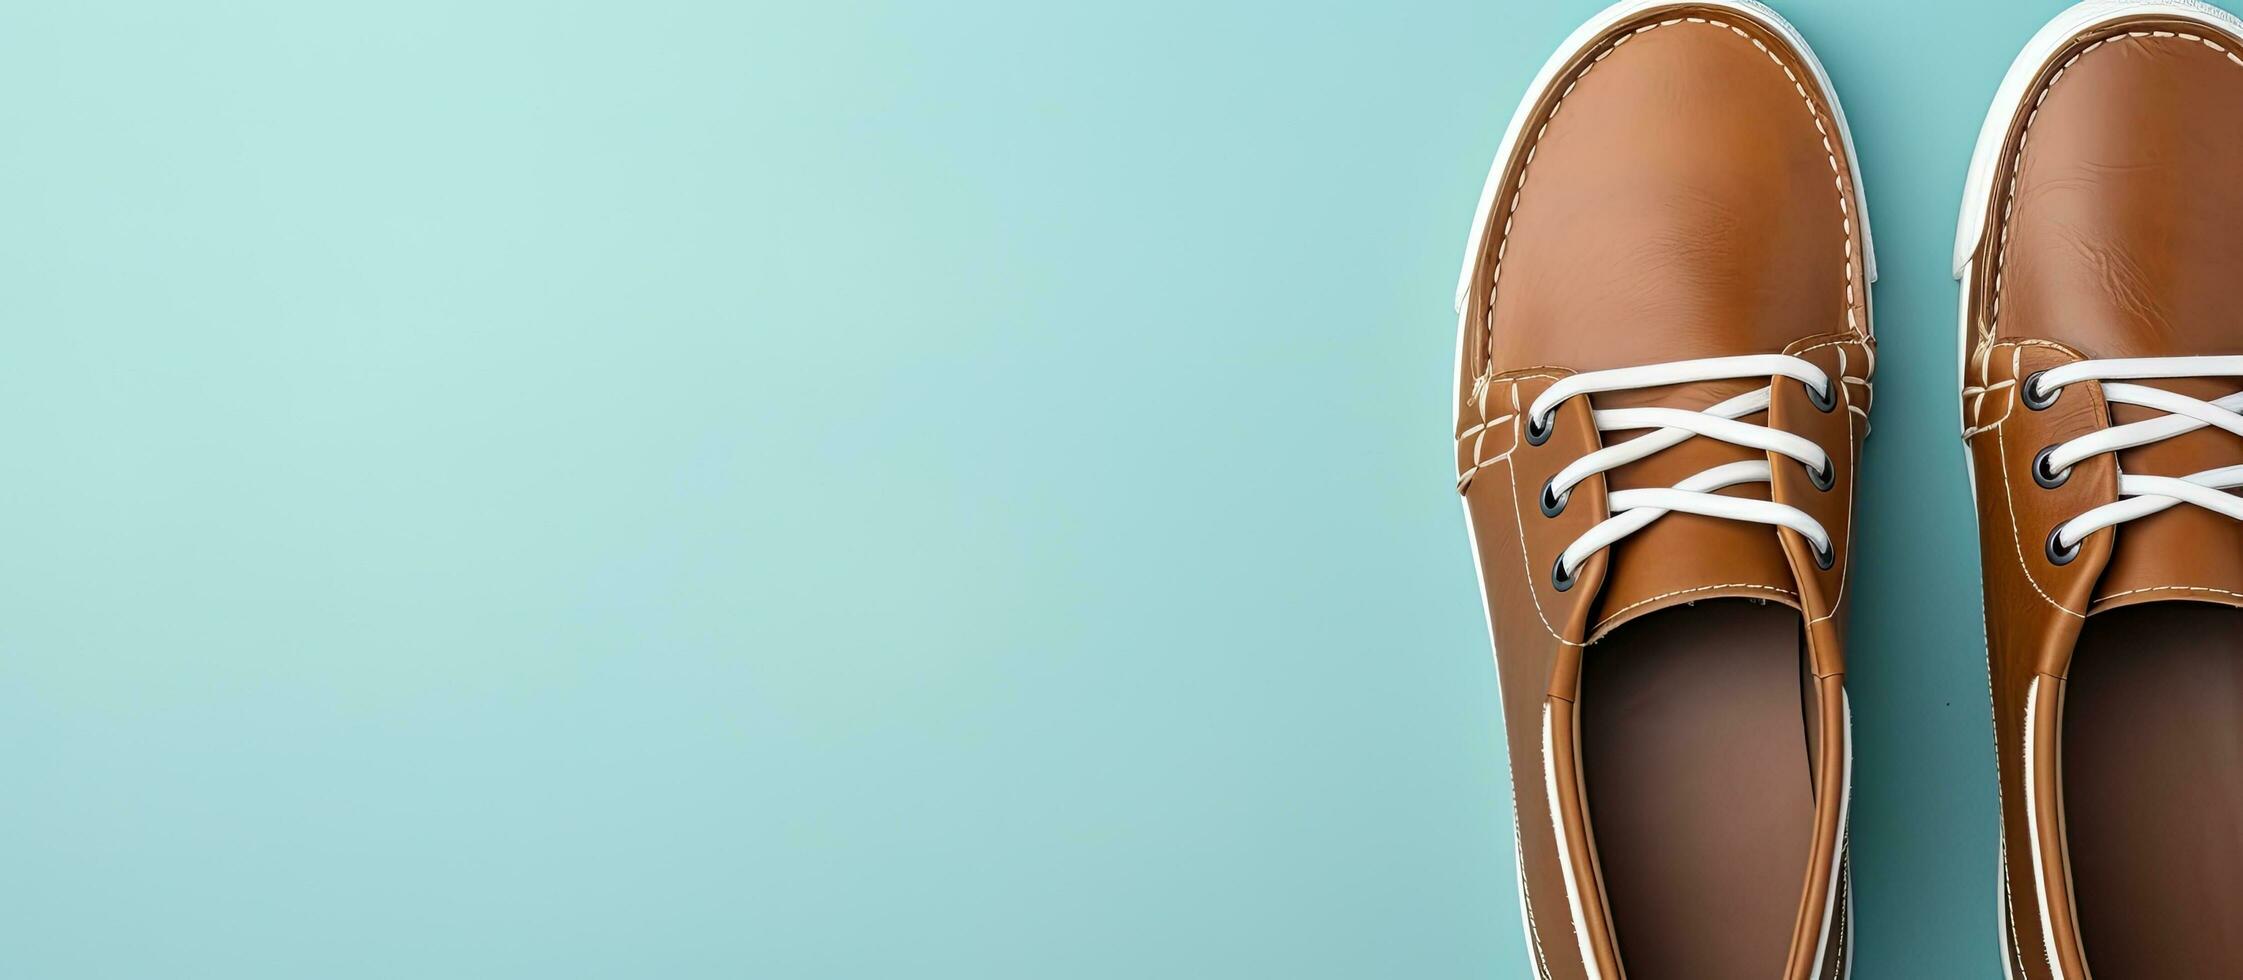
1454;6;1868;978
1959;14;2243;980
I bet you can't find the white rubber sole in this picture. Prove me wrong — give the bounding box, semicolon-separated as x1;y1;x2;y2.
1451;4;1866;976
1949;5;2243;978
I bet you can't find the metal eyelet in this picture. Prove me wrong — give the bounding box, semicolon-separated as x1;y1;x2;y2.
1807;381;1838;413
1811;538;1836;570
1809;460;1835;492
1524;411;1554;446
1550;556;1577;592
2046;526;2081;566
1538;479;1568;518
2031;446;2070;489
2020;371;2060;411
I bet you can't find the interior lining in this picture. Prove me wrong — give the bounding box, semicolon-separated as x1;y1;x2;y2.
1580;599;1816;978
2065;601;2243;979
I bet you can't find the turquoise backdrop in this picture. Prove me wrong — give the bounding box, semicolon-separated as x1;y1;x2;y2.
1;0;2086;975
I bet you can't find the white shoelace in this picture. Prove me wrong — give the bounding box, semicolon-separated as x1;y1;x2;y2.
1527;354;1839;586
2024;356;2243;562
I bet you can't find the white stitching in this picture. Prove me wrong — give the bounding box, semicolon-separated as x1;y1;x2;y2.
1788;337;1868;625
1455;413;1522;489
1457;371;1566;487
1501;379;1585;647
1813;358;1859;626
1964;342;2070;439
1982;30;2243;356
1590;582;1797;633
1476;16;1861;378
2095;584;2243;602
1827;861;1848;979
1993;403;2087;618
1459;415;1518;441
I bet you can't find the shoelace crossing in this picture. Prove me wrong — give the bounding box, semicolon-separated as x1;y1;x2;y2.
2019;356;2243;565
1526;354;1839;589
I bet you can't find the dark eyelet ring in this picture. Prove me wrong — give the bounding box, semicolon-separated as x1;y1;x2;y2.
1811;539;1836;570
1809;460;1835;492
2020;371;2060;411
1550;556;1576;592
2045;526;2080;566
1538;479;1568;518
1807;381;1838;413
1524;411;1554;446
2031;446;2071;489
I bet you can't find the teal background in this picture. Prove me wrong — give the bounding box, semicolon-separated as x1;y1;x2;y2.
0;0;2081;975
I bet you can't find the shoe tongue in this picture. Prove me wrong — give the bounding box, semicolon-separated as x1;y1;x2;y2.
1587;380;1802;642
2091;381;2243;613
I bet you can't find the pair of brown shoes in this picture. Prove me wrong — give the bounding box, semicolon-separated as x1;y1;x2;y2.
1454;2;2243;977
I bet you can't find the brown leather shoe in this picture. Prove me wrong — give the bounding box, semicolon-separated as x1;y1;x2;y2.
1957;2;2243;978
1452;2;1872;977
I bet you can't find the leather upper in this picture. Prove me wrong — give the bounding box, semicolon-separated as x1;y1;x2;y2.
1959;14;2243;980
1454;6;1869;978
